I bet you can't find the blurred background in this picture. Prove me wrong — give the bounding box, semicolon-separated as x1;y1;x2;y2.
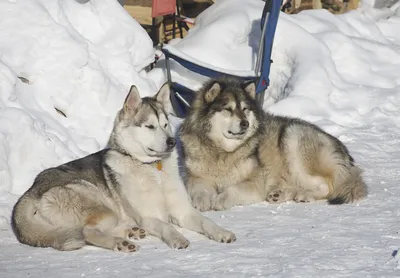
121;0;361;45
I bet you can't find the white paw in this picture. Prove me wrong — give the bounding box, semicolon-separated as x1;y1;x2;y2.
191;191;216;212
209;228;236;244
294;192;315;203
266;189;287;204
114;238;139;253
213;192;235;211
166;234;190;249
125;227;147;240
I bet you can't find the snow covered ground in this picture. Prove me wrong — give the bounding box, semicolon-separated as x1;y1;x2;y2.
1;0;400;277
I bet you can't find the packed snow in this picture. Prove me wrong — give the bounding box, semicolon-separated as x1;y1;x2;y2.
1;0;400;277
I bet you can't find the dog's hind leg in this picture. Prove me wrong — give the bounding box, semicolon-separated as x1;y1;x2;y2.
266;188;297;203
266;187;317;204
293;190;316;203
12;190;86;251
139;217;190;249
83;208;139;252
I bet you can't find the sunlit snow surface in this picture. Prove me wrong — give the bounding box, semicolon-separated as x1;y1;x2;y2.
1;0;400;277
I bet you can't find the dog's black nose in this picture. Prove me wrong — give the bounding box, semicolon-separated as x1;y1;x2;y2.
166;137;176;149
240;120;249;130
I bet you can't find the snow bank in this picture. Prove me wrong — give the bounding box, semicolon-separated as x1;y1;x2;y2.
152;0;400;122
361;0;399;9
1;0;400;276
0;0;155;203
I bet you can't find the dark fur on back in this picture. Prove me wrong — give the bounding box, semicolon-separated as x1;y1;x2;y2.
267;114;355;166
11;150;111;241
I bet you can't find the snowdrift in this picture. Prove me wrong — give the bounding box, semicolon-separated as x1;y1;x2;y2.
0;0;155;204
1;0;400;276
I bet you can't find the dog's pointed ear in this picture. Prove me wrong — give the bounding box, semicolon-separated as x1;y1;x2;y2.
155;83;174;115
243;82;256;100
204;82;221;103
123;85;142;114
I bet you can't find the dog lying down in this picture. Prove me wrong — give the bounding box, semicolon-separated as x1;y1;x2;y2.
179;76;367;211
11;83;236;252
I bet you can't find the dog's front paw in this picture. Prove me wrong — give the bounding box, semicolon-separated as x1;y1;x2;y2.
114;238;139;253
166;234;190;250
213;191;235;211
191;191;216;212
209;228;236;244
125;227;147;240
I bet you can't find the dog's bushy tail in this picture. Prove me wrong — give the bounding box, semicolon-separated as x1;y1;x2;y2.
328;166;368;205
11;195;85;251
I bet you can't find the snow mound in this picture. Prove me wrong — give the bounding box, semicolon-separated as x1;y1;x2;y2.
152;0;400;122
1;0;400;277
0;0;155;199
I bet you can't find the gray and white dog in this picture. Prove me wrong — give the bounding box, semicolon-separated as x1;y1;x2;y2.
180;76;367;211
11;84;236;252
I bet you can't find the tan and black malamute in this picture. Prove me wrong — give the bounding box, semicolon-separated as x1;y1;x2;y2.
180;76;367;211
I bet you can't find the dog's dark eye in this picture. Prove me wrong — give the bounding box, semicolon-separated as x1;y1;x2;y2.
224;108;232;112
243;107;248;112
146;125;155;129
164;123;168;128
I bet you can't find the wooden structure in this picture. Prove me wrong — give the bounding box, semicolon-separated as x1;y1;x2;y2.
283;0;360;14
123;0;360;44
123;0;197;45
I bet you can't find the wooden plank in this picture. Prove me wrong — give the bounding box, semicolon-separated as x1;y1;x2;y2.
124;0;152;7
124;5;152;25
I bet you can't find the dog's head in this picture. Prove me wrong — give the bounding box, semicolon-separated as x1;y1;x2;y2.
185;77;262;152
111;83;176;163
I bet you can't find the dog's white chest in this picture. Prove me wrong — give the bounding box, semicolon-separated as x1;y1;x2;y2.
107;152;186;222
119;166;170;221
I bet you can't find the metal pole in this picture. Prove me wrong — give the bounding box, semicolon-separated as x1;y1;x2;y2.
165;55;172;87
255;13;269;76
255;12;270;108
165;55;181;115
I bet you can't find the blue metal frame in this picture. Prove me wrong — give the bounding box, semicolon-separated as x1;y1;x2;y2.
162;48;257;80
162;0;282;118
256;0;281;98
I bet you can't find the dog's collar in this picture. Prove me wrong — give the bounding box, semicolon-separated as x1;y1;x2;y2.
156;161;163;171
109;147;163;170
